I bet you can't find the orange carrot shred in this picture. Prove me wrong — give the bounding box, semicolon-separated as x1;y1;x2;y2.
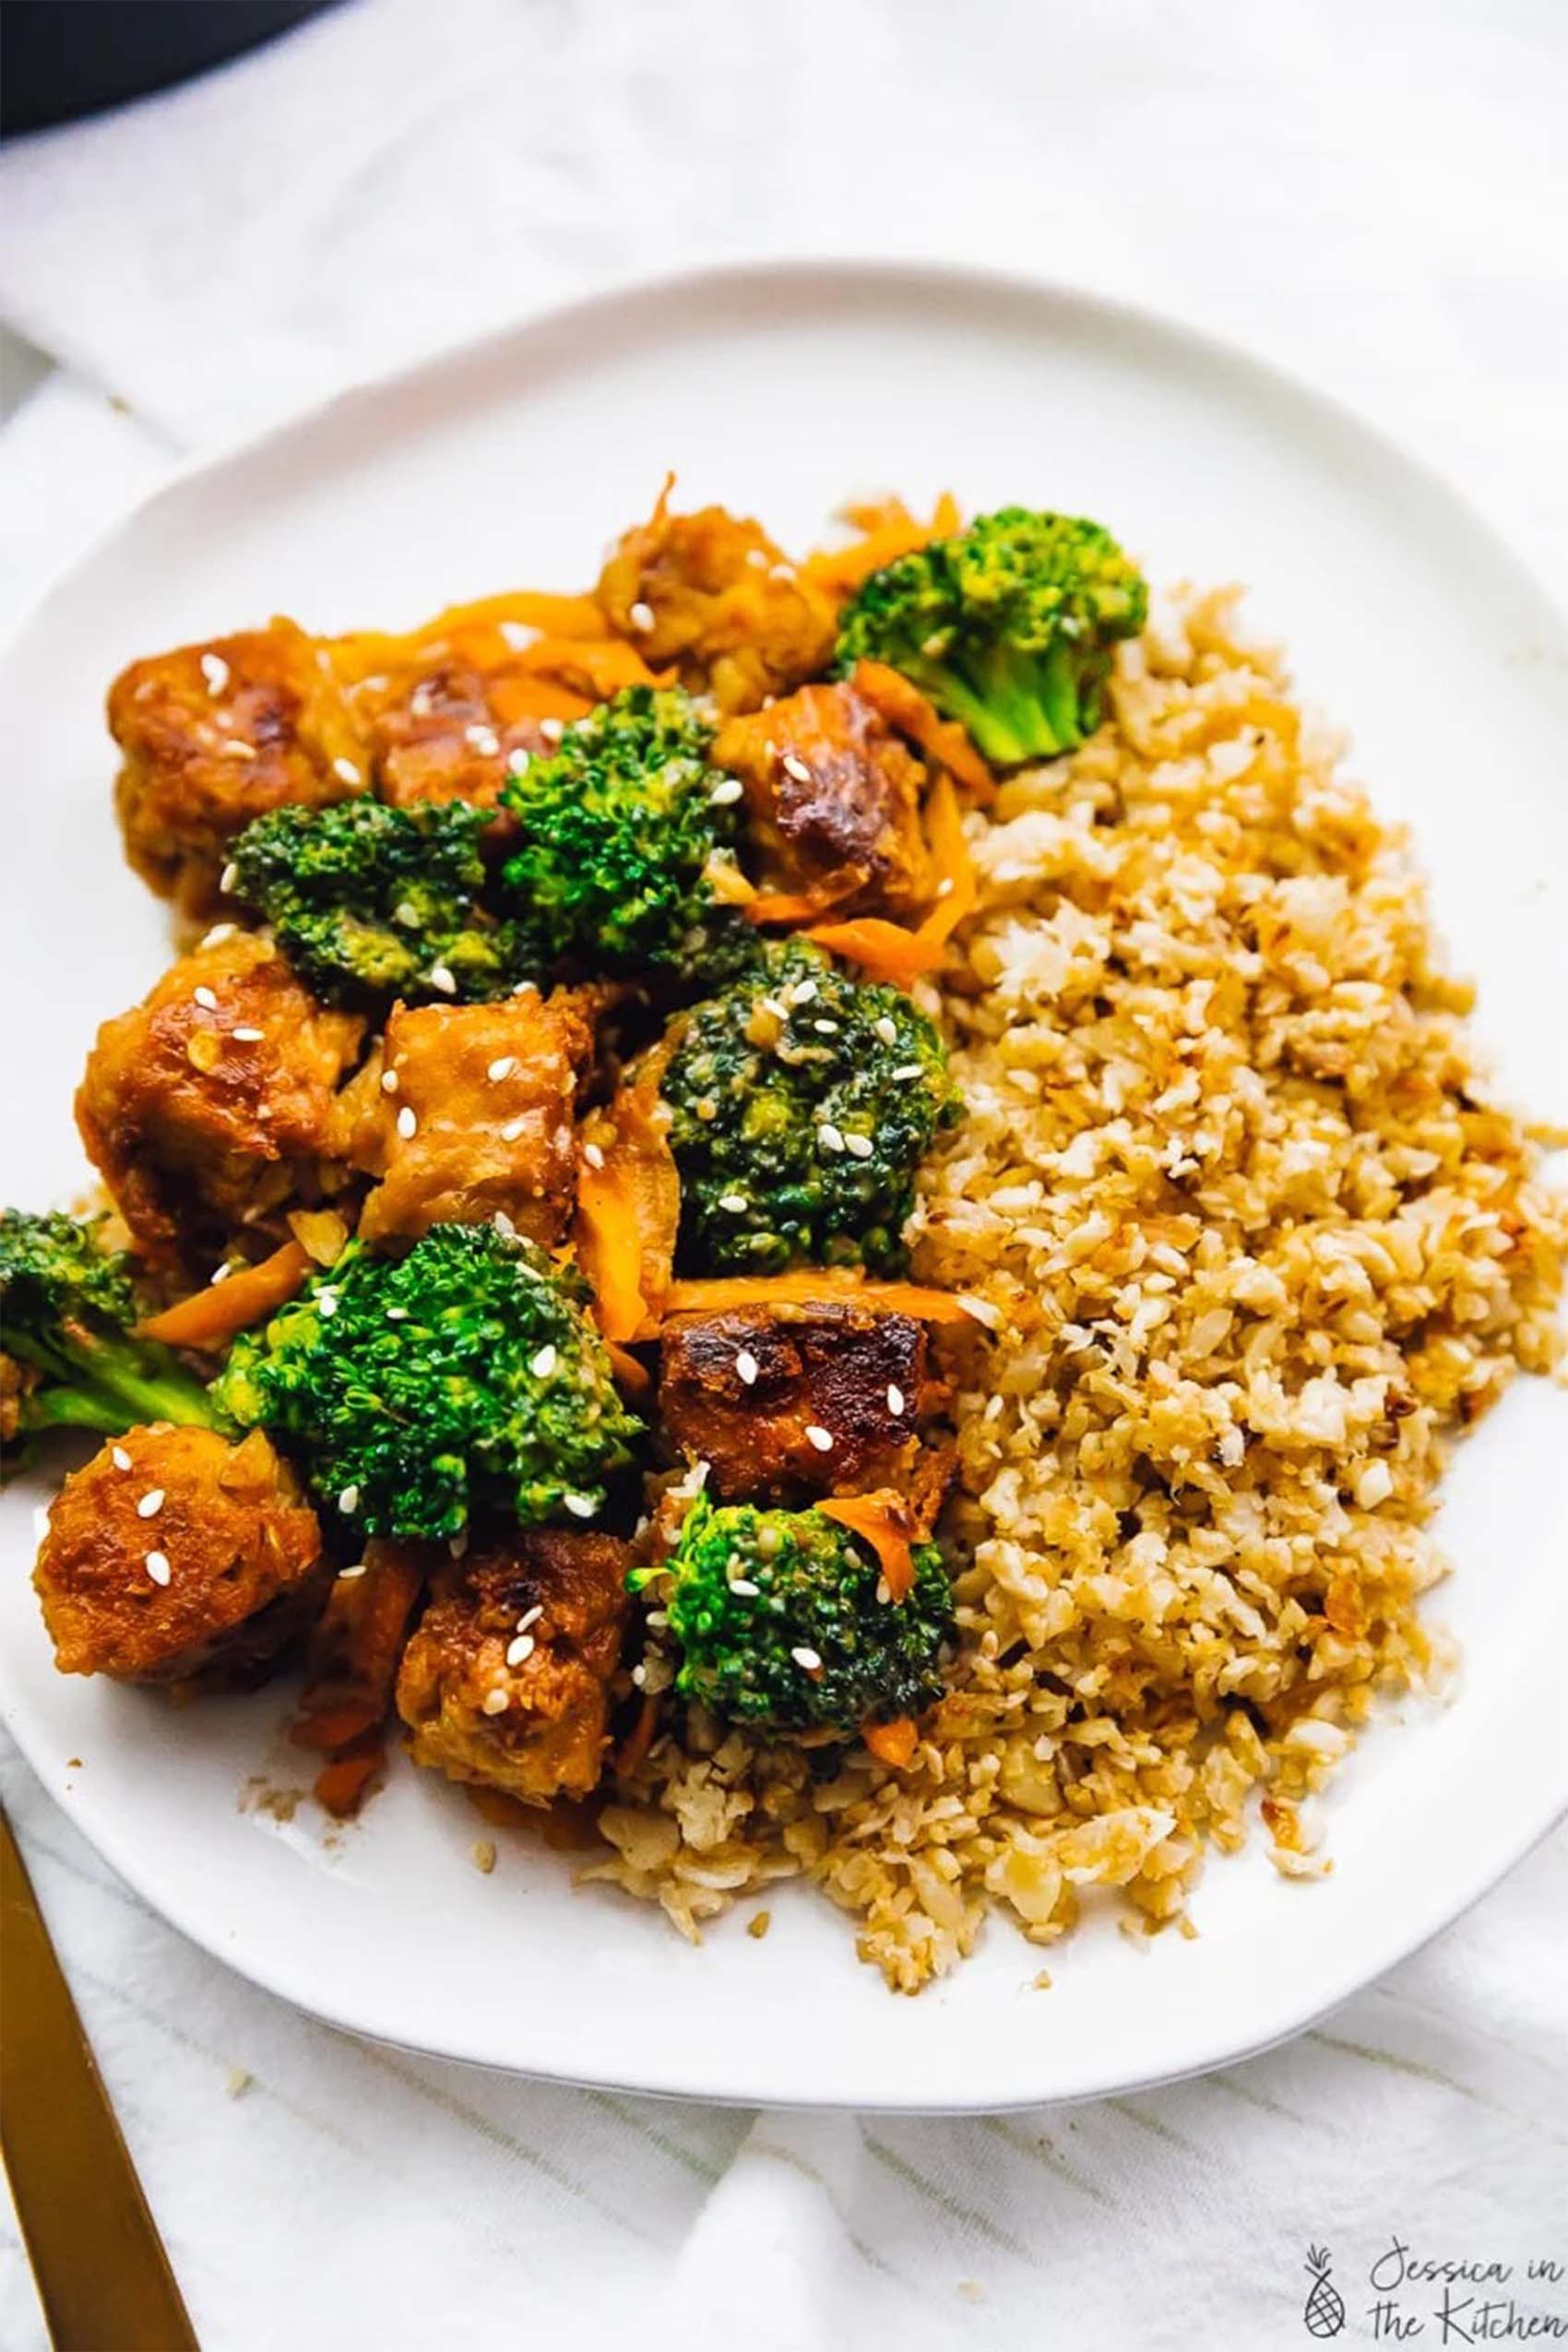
575;1075;681;1344
861;1716;920;1771
819;1492;918;1602
614;1693;661;1779
849;659;993;800
137;1239;312;1351
662;1273;976;1324
807;770;978;985
314;1740;386;1819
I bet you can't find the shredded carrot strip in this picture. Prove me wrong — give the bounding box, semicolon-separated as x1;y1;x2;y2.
605;1341;653;1400
411;590;608;644
808;771;977;984
861;1716;920;1770
137;1240;311;1350
743;869;867;927
485;675;594;726
662;1273;976;1324
613;1693;661;1779
818;1492;918;1603
849;659;993;800
294;1540;425;1783
575;1075;681;1344
314;1739;386;1819
802;492;961;599
507;636;665;697
290;1701;380;1753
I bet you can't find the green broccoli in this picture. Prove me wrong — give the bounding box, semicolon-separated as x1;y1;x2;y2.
835;506;1147;766
1;1209;216;1455
228;798;537;1009
209;1220;642;1541
660;938;958;1276
499;685;748;975
643;1494;953;1732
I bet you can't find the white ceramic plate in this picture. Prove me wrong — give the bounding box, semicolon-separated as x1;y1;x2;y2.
3;263;1566;2112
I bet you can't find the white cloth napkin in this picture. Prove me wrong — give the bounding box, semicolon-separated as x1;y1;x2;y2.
3;5;1566;2347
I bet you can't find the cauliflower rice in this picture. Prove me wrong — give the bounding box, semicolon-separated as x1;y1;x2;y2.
590;585;1567;1990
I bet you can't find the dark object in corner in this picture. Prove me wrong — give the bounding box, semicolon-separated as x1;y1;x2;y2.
1;1;339;137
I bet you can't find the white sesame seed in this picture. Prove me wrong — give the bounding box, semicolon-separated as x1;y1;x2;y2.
873;1015;897;1047
464;724;501;756
582;1141;606;1170
805;1425;834;1453
735;1349;759;1385
505;745;532;778
627;600;656;632
338;1562;368;1581
193;985;220;1011
200;652;230;695
540;718;564;743
563;1492;596;1519
816;1123;844;1154
500;1114;529;1142
843;1133;875;1160
393;900;420;927
529;1345;557;1379
481;1687;510;1716
780;751;813;783
493;1208;516;1238
886;1384;907;1417
136;1489;165;1519
386;1305;408;1321
220;862;240;896
517;1605;542;1632
730;1578;760;1598
209;1262;233;1285
232;1026;265;1042
790;979;818;1004
891;1063;923;1081
144;1551;172;1586
719;1192;749;1213
875;1576;892;1605
487;1056;517;1083
332;756;362;786
428;964;457;995
111;1445;132;1471
202;921;237;947
505;1633;536;1667
790;1645;823;1670
337;1485;360;1515
380;1069;399;1094
813;1018;838;1035
630;1662;647;1688
397;1106;418;1140
223;738;257;761
317;1289;339;1317
448;1529;469;1558
708;777;743;806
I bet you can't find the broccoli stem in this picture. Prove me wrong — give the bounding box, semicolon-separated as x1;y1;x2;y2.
8;1326;217;1436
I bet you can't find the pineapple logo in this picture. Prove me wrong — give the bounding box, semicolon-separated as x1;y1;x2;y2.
1302;2245;1347;2338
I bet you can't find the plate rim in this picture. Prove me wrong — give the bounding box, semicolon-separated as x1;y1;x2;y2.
3;254;1566;2112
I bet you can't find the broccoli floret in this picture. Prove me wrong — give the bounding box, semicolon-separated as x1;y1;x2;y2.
499;686;747;975
660;939;958;1275
229;798;537;1009
645;1494;953;1732
210;1221;642;1540
1;1209;216;1455
835;507;1147;766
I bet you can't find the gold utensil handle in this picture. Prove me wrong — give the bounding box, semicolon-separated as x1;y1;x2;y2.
1;1808;200;2352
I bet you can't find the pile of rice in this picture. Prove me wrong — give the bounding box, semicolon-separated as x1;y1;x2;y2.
591;586;1567;1990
